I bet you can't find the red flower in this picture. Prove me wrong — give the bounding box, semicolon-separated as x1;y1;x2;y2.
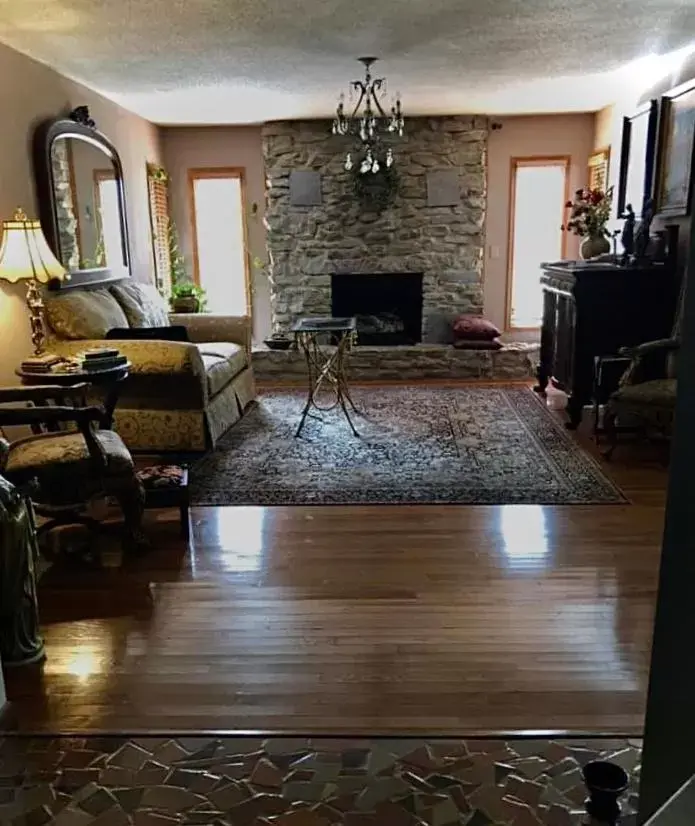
590;190;604;205
565;200;573;208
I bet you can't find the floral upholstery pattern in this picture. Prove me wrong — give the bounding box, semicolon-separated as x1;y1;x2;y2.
171;313;252;350
45;289;129;339
49;338;207;379
110;280;170;328
44;284;256;452
203;347;247;397
7;430;133;476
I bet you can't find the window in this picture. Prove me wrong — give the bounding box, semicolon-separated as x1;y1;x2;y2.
146;163;172;294
189;169;249;315
507;158;568;329
93;170;123;269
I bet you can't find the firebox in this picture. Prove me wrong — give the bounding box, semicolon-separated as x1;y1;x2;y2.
331;273;423;345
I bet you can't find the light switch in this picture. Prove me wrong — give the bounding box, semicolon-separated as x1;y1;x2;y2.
489;245;500;259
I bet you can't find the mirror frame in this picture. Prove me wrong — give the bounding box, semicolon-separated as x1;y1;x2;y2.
32;106;131;278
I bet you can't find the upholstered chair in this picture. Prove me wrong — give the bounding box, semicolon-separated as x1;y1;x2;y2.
604;271;686;457
0;384;146;555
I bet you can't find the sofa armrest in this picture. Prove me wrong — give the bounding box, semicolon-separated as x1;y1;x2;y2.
170;313;252;350
49;338;206;378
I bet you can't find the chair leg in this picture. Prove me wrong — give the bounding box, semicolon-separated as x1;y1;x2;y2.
110;475;148;556
603;407;618;461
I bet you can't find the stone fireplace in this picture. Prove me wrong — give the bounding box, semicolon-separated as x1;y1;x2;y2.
262;116;488;342
331;272;423;345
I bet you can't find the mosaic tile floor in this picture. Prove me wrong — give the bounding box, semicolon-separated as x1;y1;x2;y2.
0;736;641;826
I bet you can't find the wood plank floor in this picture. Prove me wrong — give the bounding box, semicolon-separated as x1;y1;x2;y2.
2;415;668;736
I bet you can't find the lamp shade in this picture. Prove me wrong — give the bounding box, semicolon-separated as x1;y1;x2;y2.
0;208;67;284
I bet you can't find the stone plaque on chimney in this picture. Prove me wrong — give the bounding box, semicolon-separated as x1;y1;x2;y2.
290;170;322;206
427;170;461;206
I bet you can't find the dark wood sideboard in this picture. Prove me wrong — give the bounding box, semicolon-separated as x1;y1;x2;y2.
535;262;678;428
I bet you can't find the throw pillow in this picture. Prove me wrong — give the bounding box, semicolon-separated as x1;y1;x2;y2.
452;338;503;350
452;315;501;341
111;280;170;328
45;289;129;340
106;325;190;342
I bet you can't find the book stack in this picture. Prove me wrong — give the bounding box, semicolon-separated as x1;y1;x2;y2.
20;353;64;373
81;347;128;372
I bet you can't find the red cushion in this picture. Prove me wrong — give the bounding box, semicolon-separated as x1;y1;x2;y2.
452;315;501;341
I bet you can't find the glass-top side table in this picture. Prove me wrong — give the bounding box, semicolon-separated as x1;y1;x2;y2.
291;316;359;437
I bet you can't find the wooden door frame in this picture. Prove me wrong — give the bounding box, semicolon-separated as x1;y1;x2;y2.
187;167;252;316
505;156;570;332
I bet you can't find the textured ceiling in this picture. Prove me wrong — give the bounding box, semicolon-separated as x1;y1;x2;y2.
1;0;694;123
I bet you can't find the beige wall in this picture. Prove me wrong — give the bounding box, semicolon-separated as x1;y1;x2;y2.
593;105;614;151
484;113;595;332
160;127;269;341
0;41;161;386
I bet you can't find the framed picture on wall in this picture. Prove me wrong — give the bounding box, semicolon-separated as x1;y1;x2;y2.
655;81;695;217
617;100;659;218
588;148;610;192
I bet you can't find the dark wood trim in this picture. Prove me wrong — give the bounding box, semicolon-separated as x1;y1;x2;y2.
46;268;129;292
638;181;695;823
617;99;659;218
32;107;131;279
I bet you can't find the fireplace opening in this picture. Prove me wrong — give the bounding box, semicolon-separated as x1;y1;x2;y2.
331;273;423;345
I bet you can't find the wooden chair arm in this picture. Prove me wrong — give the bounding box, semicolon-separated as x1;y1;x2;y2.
0;405;105;429
619;338;680;359
0;384;90;404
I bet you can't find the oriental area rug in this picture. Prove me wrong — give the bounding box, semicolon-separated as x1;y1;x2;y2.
190;386;626;506
0;735;641;826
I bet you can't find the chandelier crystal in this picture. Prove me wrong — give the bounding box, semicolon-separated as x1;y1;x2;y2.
332;57;404;174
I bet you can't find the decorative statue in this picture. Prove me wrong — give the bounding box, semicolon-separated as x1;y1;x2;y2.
620;204;635;263
634;199;654;261
0;472;45;665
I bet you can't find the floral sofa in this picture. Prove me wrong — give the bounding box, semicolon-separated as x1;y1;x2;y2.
44;279;256;452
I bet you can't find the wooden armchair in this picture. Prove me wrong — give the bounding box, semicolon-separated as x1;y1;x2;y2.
0;384;146;555
604;337;679;458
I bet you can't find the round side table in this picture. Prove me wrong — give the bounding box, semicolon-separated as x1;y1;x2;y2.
16;362;131;429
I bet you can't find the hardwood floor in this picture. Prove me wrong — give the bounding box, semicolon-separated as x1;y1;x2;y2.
2;416;668;736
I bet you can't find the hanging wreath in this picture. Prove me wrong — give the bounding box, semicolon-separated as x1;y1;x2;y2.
352;165;399;210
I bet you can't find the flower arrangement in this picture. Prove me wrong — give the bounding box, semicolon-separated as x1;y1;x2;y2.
562;186;613;238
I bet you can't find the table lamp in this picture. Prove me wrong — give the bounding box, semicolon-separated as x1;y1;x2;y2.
0;207;68;355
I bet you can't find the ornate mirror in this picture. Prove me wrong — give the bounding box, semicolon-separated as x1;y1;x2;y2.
33;106;131;276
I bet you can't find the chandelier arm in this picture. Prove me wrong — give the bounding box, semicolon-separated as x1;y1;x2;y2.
349;85;367;120
370;87;389;119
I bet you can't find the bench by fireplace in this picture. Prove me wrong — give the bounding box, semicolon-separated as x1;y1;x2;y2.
331;272;423;345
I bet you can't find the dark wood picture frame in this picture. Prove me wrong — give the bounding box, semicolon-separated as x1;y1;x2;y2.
655;81;695;218
32;106;131;279
617;99;659;218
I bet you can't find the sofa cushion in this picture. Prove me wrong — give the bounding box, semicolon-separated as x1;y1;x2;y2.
7;430;133;476
612;379;677;407
198;342;247;397
45;289;129;340
111;280;170;328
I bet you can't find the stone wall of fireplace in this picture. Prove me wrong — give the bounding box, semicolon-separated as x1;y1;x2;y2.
262;116;488;340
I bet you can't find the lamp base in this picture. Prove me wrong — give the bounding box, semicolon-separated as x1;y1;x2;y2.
25;278;46;356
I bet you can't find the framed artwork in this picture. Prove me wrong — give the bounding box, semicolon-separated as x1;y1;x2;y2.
588;148;610;192
616;100;659;218
655;81;695;217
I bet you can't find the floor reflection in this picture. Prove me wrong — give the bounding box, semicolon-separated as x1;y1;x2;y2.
195;506;267;574
500;505;550;568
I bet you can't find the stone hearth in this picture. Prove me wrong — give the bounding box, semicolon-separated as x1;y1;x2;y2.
252;342;539;382
262;116;487;342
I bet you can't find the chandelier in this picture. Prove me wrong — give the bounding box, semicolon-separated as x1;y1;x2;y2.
332;57;404;175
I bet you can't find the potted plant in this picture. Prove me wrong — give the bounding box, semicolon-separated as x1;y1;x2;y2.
562;186;614;259
166;217;208;312
170;281;207;313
